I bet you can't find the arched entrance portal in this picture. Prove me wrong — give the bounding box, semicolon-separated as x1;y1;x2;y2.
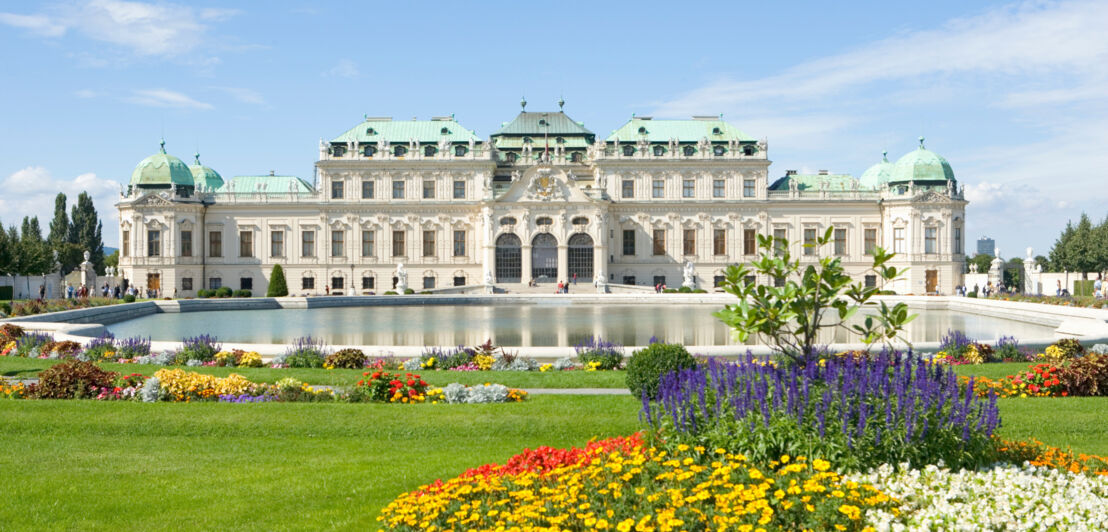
495;233;522;282
568;233;594;280
531;233;558;281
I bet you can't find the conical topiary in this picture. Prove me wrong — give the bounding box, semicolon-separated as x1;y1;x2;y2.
267;264;288;297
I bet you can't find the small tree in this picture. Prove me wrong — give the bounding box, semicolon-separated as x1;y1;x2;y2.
267;264;288;297
714;227;915;367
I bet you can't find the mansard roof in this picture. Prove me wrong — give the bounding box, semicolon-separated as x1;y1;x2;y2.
606;117;755;143
221;174;315;194
331;117;481;144
492;111;594;138
769;172;857;191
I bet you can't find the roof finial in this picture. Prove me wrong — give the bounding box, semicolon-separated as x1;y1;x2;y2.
520;96;527;110
558;95;565;110
918;136;925;149
882;150;888;162
194;151;201;165
159;138;166;154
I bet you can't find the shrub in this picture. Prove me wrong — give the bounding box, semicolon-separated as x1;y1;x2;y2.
1059;353;1108;396
123;294;136;303
154;368;263;401
233;289;252;298
267;264;289;297
625;342;696;400
574;336;624;370
325;348;368;369
29;360;117;399
0;323;24;344
644;353;1002;472
215;286;233;298
353;371;429;402
384;291;398;295
175;334;221;364
439;383;523;403
42;340;82;359
276;336;328;368
403;288;415;295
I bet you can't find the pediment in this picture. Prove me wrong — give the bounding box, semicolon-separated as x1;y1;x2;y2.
914;190;952;204
131;192;174;207
495;165;596;204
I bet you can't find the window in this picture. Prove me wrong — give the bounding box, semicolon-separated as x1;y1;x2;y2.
453;276;465;287
773;228;786;256
423;230;435;257
622;229;635;255
622;179;634;198
302;230;315;258
865;275;877;288
744;275;756;286
714;275;725;287
743;145;755;156
361;180;374;199
423;276;435;289
271;230;284;258
683;229;696;255
332;276;345;290
713;229;726;255
453;230;465;257
209;231;222;257
652;179;664;198
392;180;404;199
506;152;517;163
362;277;375;290
623;276;636;285
423;180;434;199
743;179;755;198
652;230;665;256
392;230;405;257
682;179;694;198
209;277;222;290
331;180;343;199
774;276;786;288
572;216;588;225
744;229;756;255
893;227;906;254
423;145;436;157
713;179;725;198
803;228;816;256
122;230;130;257
364;145;376;157
713;145;725;156
622;145;634;156
361;230;375;257
240;277;252;291
239;231;253;258
180;230;192;257
181;277;193;290
301;277;314;290
500;216;516;226
331;230;344;257
833;228;846;256
954;228;962;255
864;228;877;256
536;217;553;227
653;145;664;156
454;145;467;157
393;145;407;157
925;227;937;254
570;152;583;163
653;275;666;287
147;230;161;257
683;145;695;156
453;180;465;199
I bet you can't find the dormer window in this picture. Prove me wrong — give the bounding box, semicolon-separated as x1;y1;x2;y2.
440;127;450;134
556;137;564;144
366;128;376;135
713;145;725;156
506;152;518;163
536;216;553;227
743;145;755;156
653;145;665;156
394;145;407;157
570;152;583;163
523;137;532;144
454;145;467;156
638;126;648;134
538;119;548;126
424;145;436;157
622;145;634;156
712;127;722;135
364;146;376;157
332;145;346;157
683;145;695;156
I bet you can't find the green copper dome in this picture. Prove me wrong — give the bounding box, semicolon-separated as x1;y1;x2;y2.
858;151;894;189
130;140;194;188
188;152;224;191
889;137;955;184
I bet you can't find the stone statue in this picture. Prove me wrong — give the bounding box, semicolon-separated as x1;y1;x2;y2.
483;173;493;199
319;138;328;160
682;261;696;289
484;270;493;286
83;250;90;263
395;263;408;292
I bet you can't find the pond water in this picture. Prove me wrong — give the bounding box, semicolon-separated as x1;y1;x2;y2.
104;304;1058;347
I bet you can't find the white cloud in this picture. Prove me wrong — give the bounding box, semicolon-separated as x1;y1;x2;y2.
126;89;213;110
0;167;122;246
325;59;359;78
0;0;241;58
73;89;97;99
212;86;265;105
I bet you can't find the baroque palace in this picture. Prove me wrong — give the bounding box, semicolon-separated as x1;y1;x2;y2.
116;100;966;296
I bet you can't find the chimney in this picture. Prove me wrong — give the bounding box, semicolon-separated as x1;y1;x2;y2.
785;170;797;176
818;170;829;175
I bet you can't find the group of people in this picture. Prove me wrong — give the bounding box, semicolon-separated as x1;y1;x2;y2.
653;283;668;293
56;279;155;300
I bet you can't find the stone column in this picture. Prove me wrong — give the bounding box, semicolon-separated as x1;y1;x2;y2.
593;245;607;293
557;244;568;284
521;244;532;284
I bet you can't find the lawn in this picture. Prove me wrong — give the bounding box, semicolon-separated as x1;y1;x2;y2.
0;357;628;389
950;362;1034;380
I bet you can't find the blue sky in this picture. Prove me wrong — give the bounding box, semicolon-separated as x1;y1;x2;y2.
1;0;1105;255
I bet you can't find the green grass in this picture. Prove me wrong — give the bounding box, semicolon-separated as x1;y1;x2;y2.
0;396;642;530
949;362;1033;380
0;357;628;388
995;397;1108;455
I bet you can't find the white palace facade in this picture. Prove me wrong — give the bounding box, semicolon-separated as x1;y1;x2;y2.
116;102;967;297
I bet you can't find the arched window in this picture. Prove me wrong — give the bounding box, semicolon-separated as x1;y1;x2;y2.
506;152;518;163
570;152;583;163
499;216;517;226
713;145;725;156
653;145;664;156
622;145;635;156
536;216;553;227
454;145;467;156
638;126;647;134
571;216;588;225
743;145;755;156
394;145;407;157
424;145;436;157
683;145;695;156
363;146;376;157
331;145;346;157
366;128;376;135
440;127;450;134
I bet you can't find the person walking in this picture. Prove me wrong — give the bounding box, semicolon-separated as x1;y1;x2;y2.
572;273;577;285
556;281;563;294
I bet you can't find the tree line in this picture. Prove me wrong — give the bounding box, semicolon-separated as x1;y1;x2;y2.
1046;213;1108;275
0;192;106;279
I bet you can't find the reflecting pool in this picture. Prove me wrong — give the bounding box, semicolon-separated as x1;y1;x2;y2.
105;304;1058;347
